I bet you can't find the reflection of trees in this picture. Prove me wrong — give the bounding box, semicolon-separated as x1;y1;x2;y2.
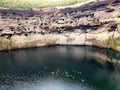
105;49;120;60
104;49;120;71
84;46;120;71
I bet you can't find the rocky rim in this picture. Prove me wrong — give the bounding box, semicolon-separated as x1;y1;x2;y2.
0;0;120;51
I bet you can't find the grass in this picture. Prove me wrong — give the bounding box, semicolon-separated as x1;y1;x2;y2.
105;37;120;50
0;37;11;50
0;0;86;8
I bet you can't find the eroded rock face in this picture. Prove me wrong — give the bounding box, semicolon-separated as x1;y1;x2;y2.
0;0;120;51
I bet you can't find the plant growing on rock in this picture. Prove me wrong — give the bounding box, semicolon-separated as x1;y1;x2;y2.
0;37;11;50
105;37;120;50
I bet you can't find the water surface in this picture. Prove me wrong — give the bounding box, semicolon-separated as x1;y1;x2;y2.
0;46;120;90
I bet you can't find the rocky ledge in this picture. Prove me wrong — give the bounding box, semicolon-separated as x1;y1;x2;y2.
0;0;120;51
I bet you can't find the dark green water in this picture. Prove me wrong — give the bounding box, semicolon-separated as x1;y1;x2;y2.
0;46;120;90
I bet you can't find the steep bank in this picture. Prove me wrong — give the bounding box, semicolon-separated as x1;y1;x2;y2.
0;0;120;51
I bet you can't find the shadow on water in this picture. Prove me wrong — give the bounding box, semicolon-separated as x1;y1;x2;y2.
0;46;120;90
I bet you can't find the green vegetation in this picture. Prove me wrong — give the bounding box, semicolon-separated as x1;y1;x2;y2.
105;37;120;50
0;37;11;50
0;0;86;8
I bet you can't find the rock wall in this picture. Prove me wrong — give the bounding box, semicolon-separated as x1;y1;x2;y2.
0;0;120;51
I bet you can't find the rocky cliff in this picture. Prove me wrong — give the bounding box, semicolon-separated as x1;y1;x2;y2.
0;0;120;51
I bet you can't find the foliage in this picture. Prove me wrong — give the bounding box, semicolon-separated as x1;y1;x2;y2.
0;37;11;50
105;36;120;50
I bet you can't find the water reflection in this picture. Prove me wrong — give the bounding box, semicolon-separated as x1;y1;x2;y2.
5;78;93;90
0;46;120;90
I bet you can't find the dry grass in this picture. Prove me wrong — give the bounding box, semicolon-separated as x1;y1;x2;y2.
0;0;86;8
